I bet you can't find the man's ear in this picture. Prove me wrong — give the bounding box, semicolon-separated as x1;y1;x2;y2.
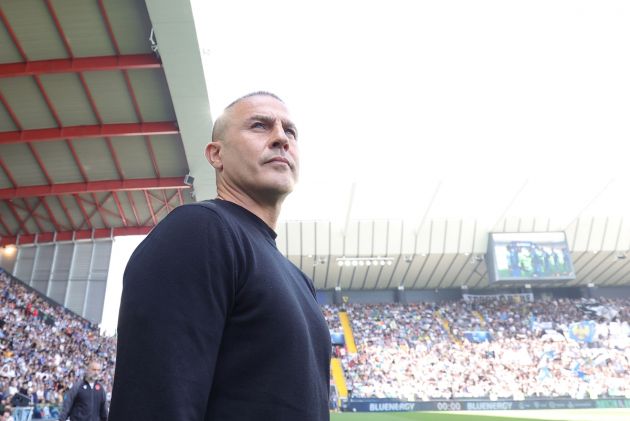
205;142;223;170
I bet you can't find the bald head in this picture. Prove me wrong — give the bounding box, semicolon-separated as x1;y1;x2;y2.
85;360;101;382
211;91;284;142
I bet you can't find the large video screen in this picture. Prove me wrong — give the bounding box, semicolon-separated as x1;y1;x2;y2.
487;232;576;284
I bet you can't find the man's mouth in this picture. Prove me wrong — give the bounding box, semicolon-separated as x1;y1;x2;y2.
266;156;292;168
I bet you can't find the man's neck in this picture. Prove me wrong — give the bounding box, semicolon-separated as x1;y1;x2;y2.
215;187;285;230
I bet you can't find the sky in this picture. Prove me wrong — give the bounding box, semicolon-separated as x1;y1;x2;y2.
102;235;144;335
102;0;629;333
191;0;629;222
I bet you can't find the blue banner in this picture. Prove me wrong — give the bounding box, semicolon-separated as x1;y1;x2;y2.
464;331;491;342
568;321;596;343
330;331;345;346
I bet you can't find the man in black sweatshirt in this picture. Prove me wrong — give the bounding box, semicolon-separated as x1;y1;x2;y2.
110;92;331;420
59;360;108;421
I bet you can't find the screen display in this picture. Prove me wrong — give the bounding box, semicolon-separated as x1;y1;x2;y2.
487;232;576;283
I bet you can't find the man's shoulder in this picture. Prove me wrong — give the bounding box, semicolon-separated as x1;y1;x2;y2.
188;200;243;220
170;200;224;217
156;201;231;231
168;200;243;223
127;201;241;266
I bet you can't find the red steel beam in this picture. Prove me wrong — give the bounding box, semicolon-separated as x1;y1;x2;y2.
105;137;125;178
28;78;61;184
98;0;122;55
56;196;77;230
0;91;22;131
77;70;126;180
142;191;177;226
98;0;165;181
0;157;18;187
147;190;164;206
164;191;178;214
143;190;158;226
81;193;119;224
6;200;30;235
0;25;59;228
29;80;63;187
153;201;167;220
78;72;128;180
126;191;141;226
44;0;74;58
122;67;163;177
33;76;63;127
65;139;89;182
26;143;54;185
91;192;110;227
144;136;161;177
112;192;128;226
21;198;46;233
124;70;143;122
161;190;172;213
0;177;188;199
75;72;109;184
40;197;62;232
11;201;51;228
73;194;93;230
98;0;160;178
0;55;161;78
0;214;11;236
119;64;163;178
0;226;153;247
146;191;167;221
78;72;103;124
0;122;179;144
0;6;46;195
0;9;27;61
78;73;127;181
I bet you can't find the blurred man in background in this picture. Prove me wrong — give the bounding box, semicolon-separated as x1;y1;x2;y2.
59;360;107;421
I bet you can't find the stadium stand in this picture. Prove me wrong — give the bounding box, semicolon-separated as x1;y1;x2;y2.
2;261;629;418
0;270;115;419
324;297;629;402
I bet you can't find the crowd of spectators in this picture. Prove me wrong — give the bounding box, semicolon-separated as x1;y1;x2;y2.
2;263;630;413
0;270;116;419
324;296;630;401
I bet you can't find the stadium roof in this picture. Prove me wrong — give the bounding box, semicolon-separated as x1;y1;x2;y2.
0;0;214;248
2;0;629;291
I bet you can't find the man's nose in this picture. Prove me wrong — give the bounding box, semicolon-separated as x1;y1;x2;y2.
270;122;290;151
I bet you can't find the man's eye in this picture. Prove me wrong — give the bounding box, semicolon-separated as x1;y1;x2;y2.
251;122;265;129
285;129;297;138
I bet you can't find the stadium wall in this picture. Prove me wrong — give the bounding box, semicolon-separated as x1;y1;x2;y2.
583;285;630;299
316;286;630;304
7;240;112;324
0;268;95;328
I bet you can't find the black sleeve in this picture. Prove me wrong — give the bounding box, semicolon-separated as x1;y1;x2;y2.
58;382;80;421
109;205;238;420
100;386;108;420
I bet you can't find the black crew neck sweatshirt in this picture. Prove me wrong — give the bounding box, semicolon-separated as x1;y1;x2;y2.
110;200;331;420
